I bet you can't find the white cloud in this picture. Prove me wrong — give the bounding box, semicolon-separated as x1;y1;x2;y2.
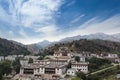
63;14;120;37
0;6;9;21
14;38;43;44
71;14;85;24
1;0;120;44
6;14;120;44
0;0;64;44
66;1;76;7
0;29;16;40
0;5;19;26
8;31;15;38
19;0;64;28
8;0;64;37
19;29;29;38
36;25;58;36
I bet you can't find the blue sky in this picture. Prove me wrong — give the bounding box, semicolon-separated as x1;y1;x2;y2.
0;0;120;44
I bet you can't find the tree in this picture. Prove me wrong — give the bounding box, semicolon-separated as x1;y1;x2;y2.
0;71;3;80
75;56;80;62
28;58;33;63
86;75;99;80
76;71;86;80
1;61;12;75
12;58;21;73
88;57;111;72
67;61;72;69
116;65;120;70
0;61;12;79
38;56;44;60
48;50;54;55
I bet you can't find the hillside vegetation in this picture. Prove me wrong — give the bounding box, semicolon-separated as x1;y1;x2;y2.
47;39;120;54
0;38;30;56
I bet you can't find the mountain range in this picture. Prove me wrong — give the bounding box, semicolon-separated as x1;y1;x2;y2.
23;33;120;53
0;38;30;56
0;33;120;55
47;39;120;54
60;33;120;42
33;33;120;47
30;33;120;47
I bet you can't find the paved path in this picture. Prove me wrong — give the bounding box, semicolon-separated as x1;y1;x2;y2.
90;64;119;75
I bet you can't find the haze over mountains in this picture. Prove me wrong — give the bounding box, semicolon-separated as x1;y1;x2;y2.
60;33;120;42
1;33;120;54
32;33;120;47
24;33;120;53
15;33;120;49
11;33;120;46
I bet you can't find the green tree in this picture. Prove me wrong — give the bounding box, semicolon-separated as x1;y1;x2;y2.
28;58;33;63
75;56;80;62
2;61;11;75
86;75;99;80
88;57;111;72
0;61;12;79
67;61;72;69
116;65;120;70
0;71;2;80
12;58;21;73
76;71;86;80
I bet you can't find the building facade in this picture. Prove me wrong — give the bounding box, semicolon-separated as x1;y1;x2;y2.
71;62;88;73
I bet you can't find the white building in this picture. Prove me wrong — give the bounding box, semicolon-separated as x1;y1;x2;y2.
20;63;45;75
107;54;118;58
44;63;67;76
5;55;16;61
53;51;63;57
67;52;74;58
20;60;28;66
71;62;88;73
49;59;68;65
104;53;119;63
53;47;69;57
20;61;67;79
73;53;82;57
67;69;77;76
80;57;86;62
0;55;24;61
33;60;50;65
18;55;24;57
0;56;4;61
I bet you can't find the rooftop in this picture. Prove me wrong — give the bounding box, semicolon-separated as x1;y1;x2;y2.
56;56;70;60
72;62;89;66
22;63;44;69
45;63;66;68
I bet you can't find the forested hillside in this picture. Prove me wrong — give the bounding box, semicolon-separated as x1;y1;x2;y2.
0;38;30;56
47;39;120;54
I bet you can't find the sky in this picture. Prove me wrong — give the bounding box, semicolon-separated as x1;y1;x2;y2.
0;0;120;44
